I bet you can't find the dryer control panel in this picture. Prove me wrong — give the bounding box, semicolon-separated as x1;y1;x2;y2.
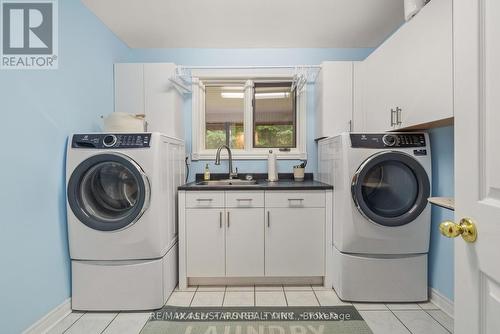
71;133;152;149
350;133;426;148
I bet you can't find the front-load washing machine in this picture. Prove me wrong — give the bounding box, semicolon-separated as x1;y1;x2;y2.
66;132;184;310
318;132;431;302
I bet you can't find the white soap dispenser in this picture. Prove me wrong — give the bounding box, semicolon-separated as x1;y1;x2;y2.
267;150;278;182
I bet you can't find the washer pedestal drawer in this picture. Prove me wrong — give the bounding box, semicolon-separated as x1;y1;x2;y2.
332;247;428;302
72;247;177;311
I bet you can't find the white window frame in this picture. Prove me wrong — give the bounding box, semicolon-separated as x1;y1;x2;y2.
191;70;307;160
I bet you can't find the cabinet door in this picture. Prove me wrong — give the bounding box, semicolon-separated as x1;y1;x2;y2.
397;0;453;127
315;62;354;138
144;63;183;139
186;209;225;277
359;0;452;131
359;48;404;132
226;209;264;276
114;63;144;115
265;208;325;276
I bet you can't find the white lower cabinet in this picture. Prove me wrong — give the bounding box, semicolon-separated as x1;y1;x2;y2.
226;208;265;276
179;190;331;287
265;208;325;277
186;209;225;277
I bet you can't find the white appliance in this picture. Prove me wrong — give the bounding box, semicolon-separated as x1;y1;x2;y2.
66;132;184;310
318;132;431;302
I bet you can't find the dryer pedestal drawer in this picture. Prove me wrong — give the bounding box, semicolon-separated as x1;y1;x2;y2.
72;257;168;311
332;247;428;302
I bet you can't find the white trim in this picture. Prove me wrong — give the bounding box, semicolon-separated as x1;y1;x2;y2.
191;74;307;161
429;287;454;318
243;80;254;151
178;190;187;289
324;190;334;289
188;277;323;286
23;298;72;334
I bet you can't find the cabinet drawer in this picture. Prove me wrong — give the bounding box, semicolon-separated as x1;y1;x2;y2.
186;191;224;208
265;191;325;208
225;191;264;208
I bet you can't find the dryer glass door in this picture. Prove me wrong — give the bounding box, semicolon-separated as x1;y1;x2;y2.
68;153;150;231
351;151;430;227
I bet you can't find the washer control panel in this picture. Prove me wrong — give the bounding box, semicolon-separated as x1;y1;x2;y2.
350;133;426;148
72;133;151;149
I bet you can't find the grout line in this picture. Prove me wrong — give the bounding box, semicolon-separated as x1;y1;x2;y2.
221;286;227;307
311;286;322;306
188;286;198;307
387;308;413;334
62;312;86;334
422;308;453;334
138;312;152;334
99;312;119;334
282;285;289;306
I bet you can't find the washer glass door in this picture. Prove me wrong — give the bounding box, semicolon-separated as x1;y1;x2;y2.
68;153;150;231
351;151;430;227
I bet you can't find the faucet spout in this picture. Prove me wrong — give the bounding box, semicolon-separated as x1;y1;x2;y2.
215;144;237;179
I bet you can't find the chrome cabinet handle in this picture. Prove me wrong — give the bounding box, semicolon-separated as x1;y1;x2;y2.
197;198;213;202
390;108;396;127
396;107;402;125
267;211;270;227
288;198;304;206
219;212;222;228
227;211;230;228
236;198;253;201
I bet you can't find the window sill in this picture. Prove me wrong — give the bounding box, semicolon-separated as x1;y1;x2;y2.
192;151;306;161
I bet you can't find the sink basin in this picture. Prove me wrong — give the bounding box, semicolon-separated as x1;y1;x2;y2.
196;179;258;186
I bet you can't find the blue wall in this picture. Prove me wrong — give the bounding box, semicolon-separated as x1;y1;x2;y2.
0;1;131;332
129;48;373;181
428;126;455;301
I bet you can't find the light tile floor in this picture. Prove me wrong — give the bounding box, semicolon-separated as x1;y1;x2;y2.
47;285;453;334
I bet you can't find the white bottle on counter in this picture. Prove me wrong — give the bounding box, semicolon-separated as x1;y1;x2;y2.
267;150;278;182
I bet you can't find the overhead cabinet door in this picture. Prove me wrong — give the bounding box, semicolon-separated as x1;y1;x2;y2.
265;208;325;277
358;0;453;131
114;63;144;115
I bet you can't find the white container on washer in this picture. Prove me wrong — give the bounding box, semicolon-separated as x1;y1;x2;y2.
102;112;147;132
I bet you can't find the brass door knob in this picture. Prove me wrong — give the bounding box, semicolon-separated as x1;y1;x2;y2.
439;218;477;243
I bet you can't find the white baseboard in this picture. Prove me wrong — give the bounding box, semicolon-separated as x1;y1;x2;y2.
429;287;454;318
23;298;72;334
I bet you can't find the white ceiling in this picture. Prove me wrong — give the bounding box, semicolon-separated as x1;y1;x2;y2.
82;0;404;48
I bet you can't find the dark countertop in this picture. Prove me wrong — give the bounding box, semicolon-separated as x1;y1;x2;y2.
178;173;333;191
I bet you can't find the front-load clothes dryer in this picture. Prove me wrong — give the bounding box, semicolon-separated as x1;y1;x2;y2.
66;132;185;310
318;132;431;302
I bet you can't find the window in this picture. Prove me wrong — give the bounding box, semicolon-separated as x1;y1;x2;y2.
253;82;296;148
192;74;307;160
205;85;245;149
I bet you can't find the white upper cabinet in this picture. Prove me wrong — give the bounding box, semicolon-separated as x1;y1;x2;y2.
114;63;184;140
114;63;144;116
356;0;453;132
315;61;357;139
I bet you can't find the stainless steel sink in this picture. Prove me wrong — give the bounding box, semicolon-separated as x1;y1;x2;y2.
196;179;258;186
